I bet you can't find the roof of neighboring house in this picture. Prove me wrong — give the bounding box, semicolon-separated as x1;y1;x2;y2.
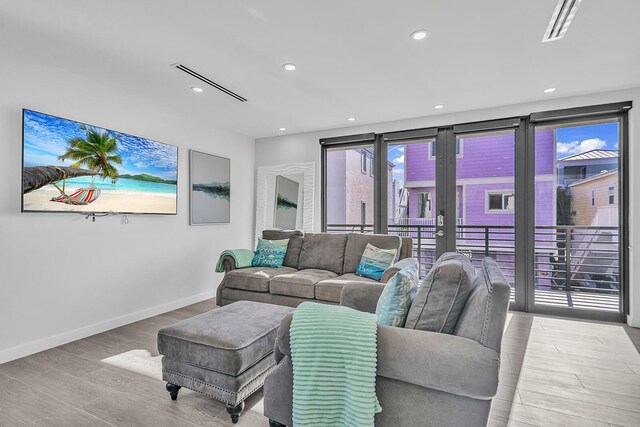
558;149;618;163
568;169;618;188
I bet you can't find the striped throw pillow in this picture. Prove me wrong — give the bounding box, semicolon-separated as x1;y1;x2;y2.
355;243;398;281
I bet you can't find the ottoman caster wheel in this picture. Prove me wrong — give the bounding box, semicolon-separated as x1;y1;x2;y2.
226;401;245;424
269;419;286;427
165;383;181;401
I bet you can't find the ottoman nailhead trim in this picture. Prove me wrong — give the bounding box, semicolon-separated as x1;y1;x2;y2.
162;364;277;405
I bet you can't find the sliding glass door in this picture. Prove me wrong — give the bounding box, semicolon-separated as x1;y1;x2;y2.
533;117;624;317
320;102;629;321
453;126;519;306
386;137;439;277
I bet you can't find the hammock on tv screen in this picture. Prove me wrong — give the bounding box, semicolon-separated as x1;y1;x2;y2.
50;188;101;205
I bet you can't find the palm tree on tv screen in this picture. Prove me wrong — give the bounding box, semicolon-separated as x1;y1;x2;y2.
58;125;123;183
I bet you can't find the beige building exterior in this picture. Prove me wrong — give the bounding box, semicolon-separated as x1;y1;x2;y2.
568;170;618;226
326;148;394;225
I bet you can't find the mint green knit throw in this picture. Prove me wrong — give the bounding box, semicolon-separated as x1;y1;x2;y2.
290;302;381;427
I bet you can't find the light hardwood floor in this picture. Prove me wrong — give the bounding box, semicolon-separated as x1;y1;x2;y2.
1;299;639;426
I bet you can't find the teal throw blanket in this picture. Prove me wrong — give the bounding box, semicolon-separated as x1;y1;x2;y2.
215;249;255;272
290;302;381;427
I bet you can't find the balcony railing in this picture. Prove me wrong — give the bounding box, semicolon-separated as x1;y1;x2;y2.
326;223;620;312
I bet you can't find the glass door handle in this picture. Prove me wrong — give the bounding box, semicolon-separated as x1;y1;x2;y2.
437;212;444;227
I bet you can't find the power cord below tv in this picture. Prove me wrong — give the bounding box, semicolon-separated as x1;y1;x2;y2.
83;211;128;224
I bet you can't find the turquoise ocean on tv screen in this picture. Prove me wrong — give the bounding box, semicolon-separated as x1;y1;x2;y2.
61;176;176;194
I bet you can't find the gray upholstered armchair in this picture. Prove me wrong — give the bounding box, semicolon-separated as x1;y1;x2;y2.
263;257;511;427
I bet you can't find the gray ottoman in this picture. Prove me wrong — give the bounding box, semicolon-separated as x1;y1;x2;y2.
157;301;294;423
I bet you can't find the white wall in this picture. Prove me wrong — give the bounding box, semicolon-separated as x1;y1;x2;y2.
256;88;639;327
0;50;255;363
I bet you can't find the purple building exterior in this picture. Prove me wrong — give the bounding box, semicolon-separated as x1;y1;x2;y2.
403;129;556;227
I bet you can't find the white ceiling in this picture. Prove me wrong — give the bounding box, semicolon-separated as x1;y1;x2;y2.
2;0;640;139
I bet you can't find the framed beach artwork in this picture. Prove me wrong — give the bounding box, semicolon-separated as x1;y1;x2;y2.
273;175;299;229
22;109;178;215
190;150;230;225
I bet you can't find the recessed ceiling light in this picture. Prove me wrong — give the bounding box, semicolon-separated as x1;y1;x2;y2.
347;117;356;121
191;87;204;93
434;104;444;109
410;30;429;41
544;87;556;93
278;127;286;131
282;63;296;71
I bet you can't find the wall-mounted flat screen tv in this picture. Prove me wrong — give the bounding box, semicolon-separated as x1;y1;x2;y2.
22;109;178;215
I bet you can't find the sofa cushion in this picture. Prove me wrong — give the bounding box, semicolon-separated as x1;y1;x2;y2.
252;238;290;268
226;266;297;292
316;273;378;303
454;257;511;352
297;233;347;275
262;229;304;268
157;301;294;376
375;263;419;327
343;233;402;273
269;269;338;299
405;252;475;334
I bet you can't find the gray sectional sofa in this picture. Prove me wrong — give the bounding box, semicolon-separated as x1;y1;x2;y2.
264;254;512;427
216;230;414;308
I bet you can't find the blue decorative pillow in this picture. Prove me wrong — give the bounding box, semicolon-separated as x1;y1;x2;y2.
375;264;419;327
251;238;290;268
355;243;398;281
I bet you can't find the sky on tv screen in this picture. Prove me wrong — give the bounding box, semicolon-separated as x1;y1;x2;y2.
23;110;178;181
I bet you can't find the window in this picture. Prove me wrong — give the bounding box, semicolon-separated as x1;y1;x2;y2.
325;145;375;228
361;201;367;224
487;191;515;212
370;158;374;177
609;186;615;205
429;140;462;160
360;151;367;174
417;192;431;218
591;189;595;206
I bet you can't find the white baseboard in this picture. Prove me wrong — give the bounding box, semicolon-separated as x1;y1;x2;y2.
627;315;640;328
0;291;216;364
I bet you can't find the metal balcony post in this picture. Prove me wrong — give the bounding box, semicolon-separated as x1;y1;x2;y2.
484;226;490;256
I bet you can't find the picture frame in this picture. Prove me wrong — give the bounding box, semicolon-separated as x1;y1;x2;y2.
273;175;300;229
190;150;230;225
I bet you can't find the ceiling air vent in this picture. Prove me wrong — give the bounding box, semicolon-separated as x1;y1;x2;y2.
542;0;583;42
172;63;247;102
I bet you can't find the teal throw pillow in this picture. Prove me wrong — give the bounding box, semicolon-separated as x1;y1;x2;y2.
375;264;419;327
251;238;290;268
355;243;397;281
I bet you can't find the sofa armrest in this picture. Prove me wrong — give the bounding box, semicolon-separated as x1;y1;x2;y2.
275;311;499;399
377;326;500;399
276;313;294;358
339;283;385;313
381;257;419;283
221;255;238;272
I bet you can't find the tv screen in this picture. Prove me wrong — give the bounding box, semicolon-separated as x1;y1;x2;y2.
22;109;178;215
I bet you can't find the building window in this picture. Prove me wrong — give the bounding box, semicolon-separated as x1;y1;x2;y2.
361;201;367;224
370;158;374;177
429;140;462;160
360;151;367;174
591;189;595;206
487;191;515;212
417;192;432;218
608;186;615;205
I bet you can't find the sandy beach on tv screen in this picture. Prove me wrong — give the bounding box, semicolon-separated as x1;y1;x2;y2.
23;188;177;214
